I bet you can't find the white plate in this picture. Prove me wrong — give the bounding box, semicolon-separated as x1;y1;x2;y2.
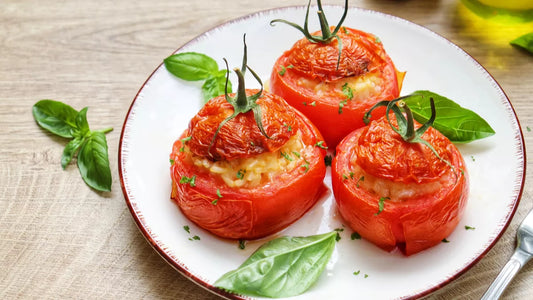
119;6;525;299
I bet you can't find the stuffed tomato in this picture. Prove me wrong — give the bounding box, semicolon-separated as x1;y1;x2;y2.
332;110;468;255
270;1;404;147
170;47;327;239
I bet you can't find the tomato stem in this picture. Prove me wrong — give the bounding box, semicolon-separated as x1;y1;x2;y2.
208;35;270;158
270;0;349;69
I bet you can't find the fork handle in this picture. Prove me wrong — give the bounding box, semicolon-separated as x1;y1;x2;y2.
480;248;532;300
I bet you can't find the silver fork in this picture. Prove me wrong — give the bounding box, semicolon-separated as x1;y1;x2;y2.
481;208;533;300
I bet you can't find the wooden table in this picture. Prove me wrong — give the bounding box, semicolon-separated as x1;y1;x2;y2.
2;0;532;299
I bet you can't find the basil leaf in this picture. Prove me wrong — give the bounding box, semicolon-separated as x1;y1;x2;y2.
404;90;495;143
201;74;232;103
61;137;84;169
164;52;219;81
510;32;533;54
214;231;337;298
32;100;79;138
75;107;90;137
77;131;112;192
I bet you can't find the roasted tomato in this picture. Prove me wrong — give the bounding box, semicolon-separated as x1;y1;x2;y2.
270;25;404;147
332;114;468;255
170;89;327;240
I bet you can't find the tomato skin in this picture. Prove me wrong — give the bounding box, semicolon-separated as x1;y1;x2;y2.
170;92;327;240
332;116;469;255
270;27;403;147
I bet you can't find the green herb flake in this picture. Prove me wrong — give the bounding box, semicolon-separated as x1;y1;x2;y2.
471;156;476;162
375;36;382;44
283;123;292;132
211;199;218;205
189;235;201;241
342;82;354;100
238;239;246;250
324;155;333;166
236;169;246;180
183;225;190;234
216;188;223;198
338;99;347;114
342;27;349;34
302;101;307;106
170;158;175;165
528;126;531;132
334;228;344;242
292;151;301;158
179;136;192;152
353;270;360;275
301;159;310;173
356;176;365;188
364;274;369;278
465;225;476;230
281;151;293;161
343;174;349;180
374;197;390;216
315;141;327;150
278;65;287;76
349;172;355;179
351;232;361;240
310;101;316;107
442;238;450;243
179;175;196;187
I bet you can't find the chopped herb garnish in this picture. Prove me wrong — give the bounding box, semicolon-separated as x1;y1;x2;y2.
442;238;450;243
292;151;301;158
179;136;192;152
189;235;201;241
281;151;293;161
349;172;355;179
310;101;316;107
324;155;333;166
216;188;223;198
471;156;476;162
374;197;390;216
527;126;531;132
351;232;361;240
278;65;287;76
334;228;344;242
250;141;255;146
342;82;354;100
170;158;175;165
353;270;360;275
338;99;347;114
180;175;196;187
236;169;246;180
301;159;310;173
356;176;365;188
302;101;307;106
183;225;190;234
315;141;327;149
283;123;292;132
342;27;349;34
375;36;382;44
211;199;218;205
364;274;369;278
465;225;476;230
238;239;246;249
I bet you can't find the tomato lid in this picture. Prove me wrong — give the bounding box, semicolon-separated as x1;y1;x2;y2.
285;27;387;82
355;116;454;183
187;90;297;161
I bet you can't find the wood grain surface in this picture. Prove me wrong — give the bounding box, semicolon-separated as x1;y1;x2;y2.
1;0;532;299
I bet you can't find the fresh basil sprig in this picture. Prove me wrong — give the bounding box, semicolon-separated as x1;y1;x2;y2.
510;32;533;54
403;90;495;143
32;100;113;192
214;231;337;298
164;52;232;102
